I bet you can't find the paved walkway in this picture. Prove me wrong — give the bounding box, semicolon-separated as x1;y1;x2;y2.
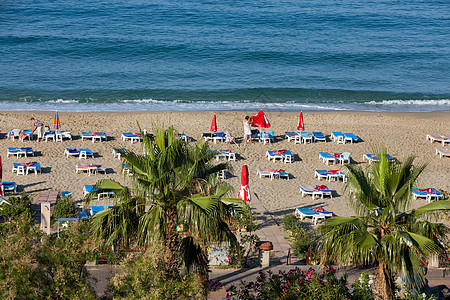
248;192;298;265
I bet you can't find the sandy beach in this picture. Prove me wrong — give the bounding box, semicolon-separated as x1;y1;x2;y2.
1;110;449;222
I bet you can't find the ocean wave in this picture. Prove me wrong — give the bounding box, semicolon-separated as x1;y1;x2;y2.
47;99;81;104
365;99;450;106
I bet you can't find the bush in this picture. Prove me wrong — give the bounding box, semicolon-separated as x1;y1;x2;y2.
226;267;351;300
52;195;77;222
282;214;318;261
109;241;204;299
0;193;32;220
352;272;374;300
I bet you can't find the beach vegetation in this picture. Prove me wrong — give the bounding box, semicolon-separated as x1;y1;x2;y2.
320;149;450;300
0;193;32;221
282;214;319;262
0;217;97;299
88;125;250;296
51;194;77;224
226;267;351;299
108;241;203;300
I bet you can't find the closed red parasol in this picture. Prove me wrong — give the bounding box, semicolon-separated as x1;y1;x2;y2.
251;110;270;128
238;164;250;202
297;111;304;131
210;113;218;132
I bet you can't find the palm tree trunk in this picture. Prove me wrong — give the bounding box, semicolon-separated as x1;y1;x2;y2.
164;205;179;277
197;248;210;299
373;263;395;300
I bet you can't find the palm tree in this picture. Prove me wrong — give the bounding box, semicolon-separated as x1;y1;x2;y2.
320;149;450;300
91;125;248;284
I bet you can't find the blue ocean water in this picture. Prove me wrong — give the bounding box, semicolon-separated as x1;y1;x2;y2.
0;0;449;111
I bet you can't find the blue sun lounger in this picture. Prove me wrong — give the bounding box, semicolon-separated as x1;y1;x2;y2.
294;208;333;225
90;206;105;216
412;188;443;203
312;132;326;142
343;133;360;144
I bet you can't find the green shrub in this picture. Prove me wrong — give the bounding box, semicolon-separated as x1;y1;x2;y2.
282;214;318;261
52;195;77;223
226;267;351;300
109;241;203;299
352;272;374;300
0;193;32;220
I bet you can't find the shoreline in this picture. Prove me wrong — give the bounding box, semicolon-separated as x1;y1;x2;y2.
1;110;449;223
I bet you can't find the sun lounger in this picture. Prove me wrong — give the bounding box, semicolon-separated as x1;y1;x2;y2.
296;132;313;144
343;133;360;144
58;130;72;141
12;162;41;176
294;207;333;225
43;130;56;142
300;185;324;199
331;132;345;144
314;170;346;182
90;206;105;216
266;150;284;162
427;134;450;146
19;129;33;142
266;150;294;163
363;153;396;164
76;164;106;176
113;148;125;159
1;182;17;194
79;148;94;159
7;147;34;158
312;132;326;143
256;168;290;180
202;132;226;144
64;148;80;158
215;150;236;161
178;133;190;142
412;188;443;203
122;132;142;144
82;132;107;143
259;131;274;144
436;148;450;158
8;129;21;141
285;132;299;142
318;152;340;165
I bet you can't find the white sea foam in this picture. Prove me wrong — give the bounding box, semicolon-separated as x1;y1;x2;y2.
365;99;450;106
47;99;80;104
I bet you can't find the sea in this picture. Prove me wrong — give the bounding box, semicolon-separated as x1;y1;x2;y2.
1;0;449;112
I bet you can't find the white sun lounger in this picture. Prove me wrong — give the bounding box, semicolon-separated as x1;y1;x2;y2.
294;208;333;225
436;148;450;158
76;164;106;176
427;134;450;146
215;150;236;161
318;152;339;165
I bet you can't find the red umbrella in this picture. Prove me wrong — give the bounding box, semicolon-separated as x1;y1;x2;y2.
238;164;250;202
297;111;304;131
210;113;218;132
251;110;270;128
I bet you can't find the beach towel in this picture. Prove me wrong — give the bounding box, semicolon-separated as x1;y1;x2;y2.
275;150;287;155
327;170;339;174
418;188;433;193
313;207;324;212
331;153;341;157
25;162;37;166
315;185;327;191
93;132;105;136
19;132;27;139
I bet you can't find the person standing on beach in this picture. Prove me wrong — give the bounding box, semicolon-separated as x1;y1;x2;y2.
31;117;44;142
243;116;252;144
